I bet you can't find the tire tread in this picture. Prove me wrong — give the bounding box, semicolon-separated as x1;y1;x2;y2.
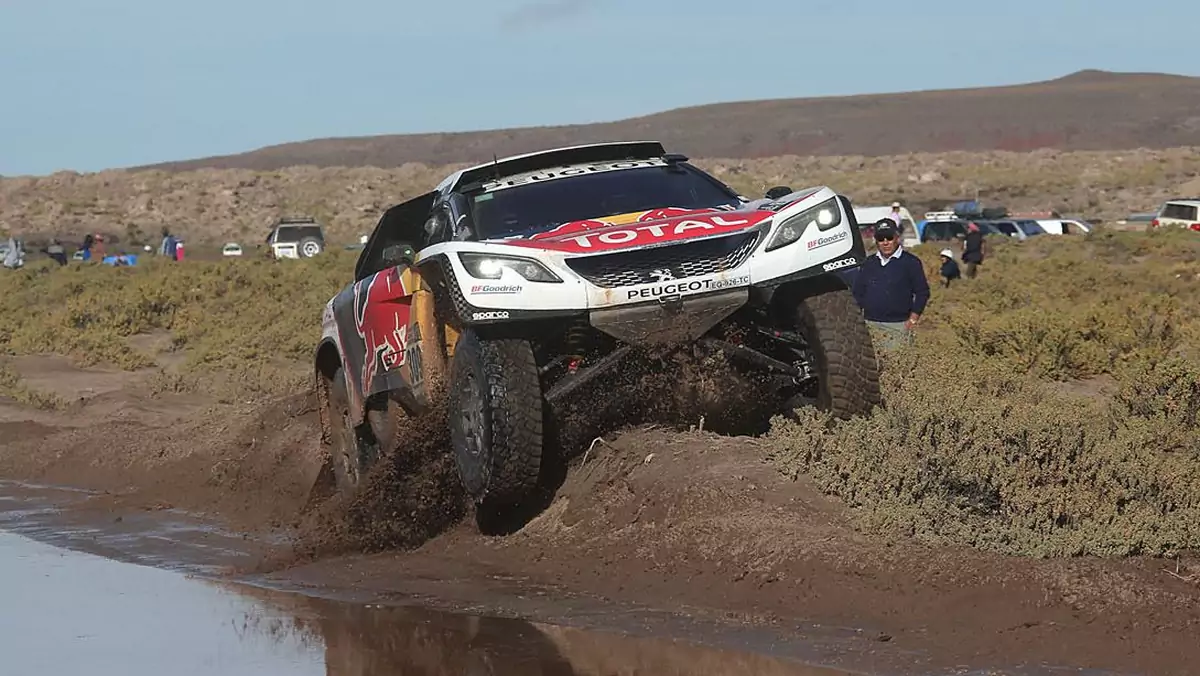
797;288;883;418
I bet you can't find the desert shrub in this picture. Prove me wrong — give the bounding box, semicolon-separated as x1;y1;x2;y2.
0;252;354;395
0;362;66;410
766;229;1200;558
767;346;1200;558
908;231;1200;380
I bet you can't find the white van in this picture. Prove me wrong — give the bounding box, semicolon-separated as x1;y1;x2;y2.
853;204;920;247
1151;200;1200;229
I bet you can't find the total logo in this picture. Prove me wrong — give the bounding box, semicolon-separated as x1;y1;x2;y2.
567;215;753;249
807;230;848;250
470;283;522;294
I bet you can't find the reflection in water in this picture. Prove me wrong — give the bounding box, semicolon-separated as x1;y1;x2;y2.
0;531;323;676
234;584;853;676
0;520;850;676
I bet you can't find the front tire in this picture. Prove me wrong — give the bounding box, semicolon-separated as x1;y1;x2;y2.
795;287;883;418
447;331;544;510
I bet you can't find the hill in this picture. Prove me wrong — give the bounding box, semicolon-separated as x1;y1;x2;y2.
5;147;1200;249
135;70;1200;172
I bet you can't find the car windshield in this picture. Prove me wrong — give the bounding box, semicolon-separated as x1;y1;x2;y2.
994;222;1019;236
468;165;740;240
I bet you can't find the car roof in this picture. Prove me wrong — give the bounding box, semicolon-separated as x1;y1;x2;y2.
436;140;667;194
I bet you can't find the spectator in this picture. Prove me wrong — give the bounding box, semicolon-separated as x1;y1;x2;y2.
160;227;180;261
886;201;903;225
961;222;986;278
852;220;931;351
44;238;67;266
939;248;961;287
2;236;23;269
80;233;95;261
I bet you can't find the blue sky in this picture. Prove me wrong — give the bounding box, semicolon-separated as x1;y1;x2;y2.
1;0;1197;176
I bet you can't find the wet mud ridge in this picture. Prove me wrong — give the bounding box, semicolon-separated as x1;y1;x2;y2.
0;356;1198;675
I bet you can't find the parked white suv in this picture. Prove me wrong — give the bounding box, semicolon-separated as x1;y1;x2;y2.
1151;200;1200;230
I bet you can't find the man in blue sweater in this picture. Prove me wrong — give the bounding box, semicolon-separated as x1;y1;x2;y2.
852;220;931;351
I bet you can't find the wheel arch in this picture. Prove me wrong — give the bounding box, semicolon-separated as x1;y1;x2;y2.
767;272;852;320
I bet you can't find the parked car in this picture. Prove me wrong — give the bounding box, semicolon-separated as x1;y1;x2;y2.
916;212;1005;243
267;217;326;258
985;219;1044;241
222;242;244;257
1036;218;1092;235
1150;199;1200;230
853;204;920;248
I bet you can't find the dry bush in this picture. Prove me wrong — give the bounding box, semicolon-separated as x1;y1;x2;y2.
0;251;354;399
0;361;66;410
766;229;1200;558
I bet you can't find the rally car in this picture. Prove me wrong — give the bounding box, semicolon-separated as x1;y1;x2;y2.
314;141;882;518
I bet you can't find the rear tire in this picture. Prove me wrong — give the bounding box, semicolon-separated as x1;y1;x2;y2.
447;330;544;511
794;287;882;418
325;366;381;495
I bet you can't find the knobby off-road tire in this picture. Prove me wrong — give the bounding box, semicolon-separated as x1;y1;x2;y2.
326;366;381;495
448;331;544;511
795;287;883;419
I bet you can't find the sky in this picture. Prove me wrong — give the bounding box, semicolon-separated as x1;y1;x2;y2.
1;0;1197;176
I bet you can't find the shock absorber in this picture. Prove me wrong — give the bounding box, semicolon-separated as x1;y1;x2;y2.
563;320;590;374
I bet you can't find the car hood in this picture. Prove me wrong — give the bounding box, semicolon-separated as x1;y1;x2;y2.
494;207;774;255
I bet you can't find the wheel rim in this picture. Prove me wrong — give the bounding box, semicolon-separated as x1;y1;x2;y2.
302;241;321;257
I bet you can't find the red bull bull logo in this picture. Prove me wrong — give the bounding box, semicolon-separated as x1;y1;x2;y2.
352;267;412;394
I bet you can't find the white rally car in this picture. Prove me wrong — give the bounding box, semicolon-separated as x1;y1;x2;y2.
313;141;882;519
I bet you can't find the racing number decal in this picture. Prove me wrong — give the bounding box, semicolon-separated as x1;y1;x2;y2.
406;321;424;386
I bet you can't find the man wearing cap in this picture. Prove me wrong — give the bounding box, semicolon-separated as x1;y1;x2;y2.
852;219;931;351
961;221;985;278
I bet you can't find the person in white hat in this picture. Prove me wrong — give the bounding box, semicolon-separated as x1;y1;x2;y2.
885;201;905;238
938;248;961;287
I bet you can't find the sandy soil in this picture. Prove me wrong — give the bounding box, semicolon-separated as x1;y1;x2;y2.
1;353;1198;676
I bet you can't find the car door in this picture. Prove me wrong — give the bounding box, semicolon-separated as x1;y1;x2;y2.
333;191;439;422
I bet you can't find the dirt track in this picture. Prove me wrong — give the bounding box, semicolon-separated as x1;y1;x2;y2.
2;354;1199;675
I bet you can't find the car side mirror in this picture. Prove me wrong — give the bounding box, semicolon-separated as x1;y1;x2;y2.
381;243;415;267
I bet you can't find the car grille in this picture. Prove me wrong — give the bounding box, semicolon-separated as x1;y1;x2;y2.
564;231;760;288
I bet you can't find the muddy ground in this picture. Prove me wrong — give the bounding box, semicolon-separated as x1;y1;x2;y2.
1;352;1198;676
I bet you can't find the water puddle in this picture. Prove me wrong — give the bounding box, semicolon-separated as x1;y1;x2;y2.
0;481;1135;676
0;529;853;675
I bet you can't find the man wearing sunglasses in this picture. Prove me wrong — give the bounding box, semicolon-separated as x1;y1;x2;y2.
852;220;931;351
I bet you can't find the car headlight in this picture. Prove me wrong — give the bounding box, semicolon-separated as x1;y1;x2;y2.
458;253;562;283
765;197;842;252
